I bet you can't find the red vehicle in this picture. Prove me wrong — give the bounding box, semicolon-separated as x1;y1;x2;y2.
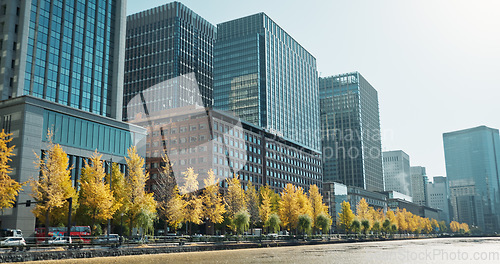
35;226;91;243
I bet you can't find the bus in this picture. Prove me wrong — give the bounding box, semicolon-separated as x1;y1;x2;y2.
35;226;91;243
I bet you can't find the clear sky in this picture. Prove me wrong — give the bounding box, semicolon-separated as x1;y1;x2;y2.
127;0;500;180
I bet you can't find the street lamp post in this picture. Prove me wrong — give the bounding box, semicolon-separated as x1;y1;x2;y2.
66;197;73;242
121;213;124;237
107;158;112;237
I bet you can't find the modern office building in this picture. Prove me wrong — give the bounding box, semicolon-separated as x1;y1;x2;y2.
443;126;500;232
427;176;451;223
348;186;387;214
214;13;320;152
124;2;216;121
129;105;323;194
323;182;348;226
0;0;148;235
0;96;146;234
410;166;428;206
0;0;126;120
320;72;384;191
449;184;485;229
383;150;411;196
386;197;441;221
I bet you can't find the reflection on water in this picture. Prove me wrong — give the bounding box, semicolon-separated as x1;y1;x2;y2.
23;237;500;264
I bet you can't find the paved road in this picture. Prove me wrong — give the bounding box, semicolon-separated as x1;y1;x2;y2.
21;237;500;264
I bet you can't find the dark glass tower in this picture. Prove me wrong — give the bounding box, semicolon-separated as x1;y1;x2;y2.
214;13;320;152
0;0;126;120
320;72;384;191
123;2;215;121
443;126;500;232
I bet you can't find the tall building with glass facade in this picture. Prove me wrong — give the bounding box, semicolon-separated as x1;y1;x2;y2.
124;2;215;121
0;0;126;120
383;150;411;196
410;166;428;206
320;72;384;191
443;126;500;232
0;0;148;235
213;13;320;152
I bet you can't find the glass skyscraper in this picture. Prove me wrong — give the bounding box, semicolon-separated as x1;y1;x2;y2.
410;166;429;206
443;126;500;232
0;0;126;120
0;0;148;234
214;13;320;152
320;72;384;191
123;2;215;121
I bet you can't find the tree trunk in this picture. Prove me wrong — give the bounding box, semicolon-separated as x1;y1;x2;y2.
91;211;96;237
45;208;50;243
129;217;133;238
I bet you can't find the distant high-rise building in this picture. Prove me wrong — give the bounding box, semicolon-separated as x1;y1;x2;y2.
427;176;451;223
0;0;126;120
383;150;411;196
411;166;428;206
443;126;500;232
214;13;320;152
124;2;216;120
320;72;384;191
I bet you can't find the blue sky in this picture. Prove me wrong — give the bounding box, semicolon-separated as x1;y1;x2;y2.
127;0;500;180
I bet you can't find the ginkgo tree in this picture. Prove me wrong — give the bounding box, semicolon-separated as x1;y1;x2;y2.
245;181;260;228
164;185;185;233
31;131;77;235
125;146;157;236
308;184;331;230
223;175;247;233
201;169;225;235
224;175;247;215
180;167;202;235
0;130;23;211
259;185;273;230
338;201;355;233
356;198;371;233
78;151;119;233
156;154;183;234
108;163;129;232
279;183;300;232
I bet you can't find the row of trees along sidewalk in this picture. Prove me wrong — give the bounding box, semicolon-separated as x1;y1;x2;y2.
30;131;157;236
157;154;333;236
338;199;471;236
0;129;156;237
0;129;474;237
0;129;332;236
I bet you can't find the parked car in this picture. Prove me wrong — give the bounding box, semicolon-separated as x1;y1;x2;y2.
96;234;120;244
268;233;279;239
0;237;26;246
47;236;72;244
